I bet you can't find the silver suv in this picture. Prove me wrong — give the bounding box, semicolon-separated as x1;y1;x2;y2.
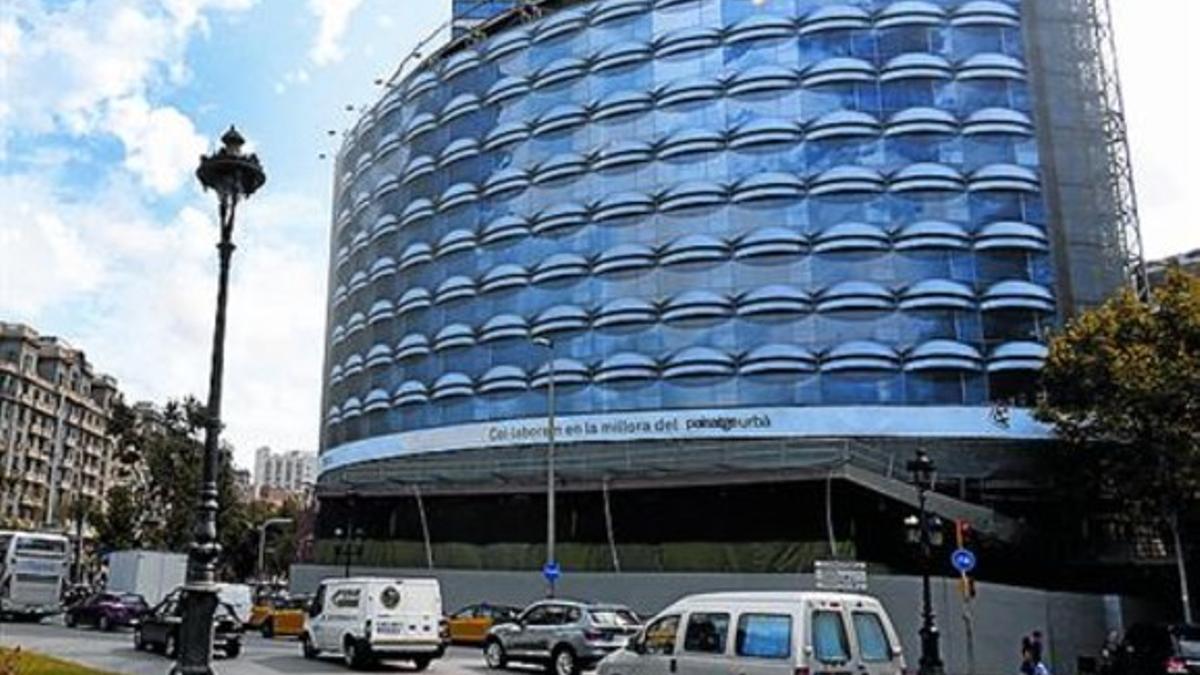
484;600;642;675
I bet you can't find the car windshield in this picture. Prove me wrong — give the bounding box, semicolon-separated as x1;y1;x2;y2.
121;594;146;606
590;609;640;627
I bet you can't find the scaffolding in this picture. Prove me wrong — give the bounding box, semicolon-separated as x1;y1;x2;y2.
1081;0;1150;299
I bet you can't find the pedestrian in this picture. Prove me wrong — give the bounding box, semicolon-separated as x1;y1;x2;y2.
1029;630;1045;663
1020;635;1035;675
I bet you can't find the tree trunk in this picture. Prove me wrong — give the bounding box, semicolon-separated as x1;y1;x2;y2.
1169;512;1193;623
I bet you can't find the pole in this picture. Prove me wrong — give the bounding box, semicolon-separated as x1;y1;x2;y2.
546;351;556;598
602;477;620;573
176;193;237;675
917;483;945;675
257;524;267;583
414;485;434;570
343;516;352;579
825;470;837;559
1171;513;1194;623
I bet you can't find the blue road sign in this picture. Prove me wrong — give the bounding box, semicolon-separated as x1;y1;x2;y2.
543;562;561;582
951;548;977;573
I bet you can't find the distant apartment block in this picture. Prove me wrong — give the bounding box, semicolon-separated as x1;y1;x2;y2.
0;322;124;527
253;446;316;495
1146;248;1200;287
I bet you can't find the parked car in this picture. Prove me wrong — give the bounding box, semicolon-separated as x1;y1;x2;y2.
133;595;243;659
64;592;148;631
301;577;445;670
1111;623;1200;675
596;592;904;675
259;595;311;638
61;583;94;609
249;587;289;628
447;603;521;645
484;600;642;675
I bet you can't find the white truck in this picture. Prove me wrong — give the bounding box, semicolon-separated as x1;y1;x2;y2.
105;550;187;606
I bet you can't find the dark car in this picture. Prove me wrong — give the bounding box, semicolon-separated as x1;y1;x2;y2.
484;600;642;675
133;595;243;659
1111;623;1200;675
64;592;148;631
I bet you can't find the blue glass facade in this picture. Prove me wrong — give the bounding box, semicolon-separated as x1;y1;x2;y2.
453;0;519;37
323;0;1057;456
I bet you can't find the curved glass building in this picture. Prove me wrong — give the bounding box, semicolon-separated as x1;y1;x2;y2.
317;0;1132;571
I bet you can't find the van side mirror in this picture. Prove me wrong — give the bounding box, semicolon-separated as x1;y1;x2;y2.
308;601;322;617
628;636;646;654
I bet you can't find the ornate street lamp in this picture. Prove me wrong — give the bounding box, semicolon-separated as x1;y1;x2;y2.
176;126;264;675
531;337;557;597
905;450;946;675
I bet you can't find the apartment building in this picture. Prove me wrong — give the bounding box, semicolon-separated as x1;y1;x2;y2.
0;322;124;527
253;446;316;496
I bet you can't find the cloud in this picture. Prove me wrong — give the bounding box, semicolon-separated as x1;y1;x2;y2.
0;177;107;315
0;0;254;192
0;172;327;468
104;98;208;194
308;0;363;66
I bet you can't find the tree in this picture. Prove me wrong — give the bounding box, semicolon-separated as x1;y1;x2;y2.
1037;267;1200;621
95;485;139;551
111;397;249;578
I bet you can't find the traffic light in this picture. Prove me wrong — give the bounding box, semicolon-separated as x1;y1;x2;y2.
955;519;978;601
955;519;975;549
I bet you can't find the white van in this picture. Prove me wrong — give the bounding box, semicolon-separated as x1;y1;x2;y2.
215;583;254;626
301;577;445;671
597;592;904;675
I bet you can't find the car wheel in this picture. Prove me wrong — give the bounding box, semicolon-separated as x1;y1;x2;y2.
65;613;77;628
261;619;274;638
484;639;508;669
226;642;241;659
98;615;111;632
165;633;178;658
344;638;372;670
412;655;432;671
302;634;320;660
551;647;578;675
133;628;145;651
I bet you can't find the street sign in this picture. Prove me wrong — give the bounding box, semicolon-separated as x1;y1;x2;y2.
951;548;977;573
542;562;561;582
814;560;868;591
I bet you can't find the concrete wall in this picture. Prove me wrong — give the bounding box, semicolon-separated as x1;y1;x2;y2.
290;564;1162;675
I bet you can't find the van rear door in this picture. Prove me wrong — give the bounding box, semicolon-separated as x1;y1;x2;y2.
848;608;903;675
805;601;854;674
373;580;441;643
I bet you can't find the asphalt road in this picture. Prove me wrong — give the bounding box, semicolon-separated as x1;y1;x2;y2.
0;619;514;675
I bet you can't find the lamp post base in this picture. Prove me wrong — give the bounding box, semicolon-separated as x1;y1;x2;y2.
173;583;219;675
918;624;946;675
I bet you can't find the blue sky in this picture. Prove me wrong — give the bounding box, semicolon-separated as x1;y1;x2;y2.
0;0;1196;473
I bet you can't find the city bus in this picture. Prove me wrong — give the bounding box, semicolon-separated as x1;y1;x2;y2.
0;530;69;619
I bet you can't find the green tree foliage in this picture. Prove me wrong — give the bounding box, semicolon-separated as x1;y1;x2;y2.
1037;267;1199;619
106;397;249;579
95;485;139;551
